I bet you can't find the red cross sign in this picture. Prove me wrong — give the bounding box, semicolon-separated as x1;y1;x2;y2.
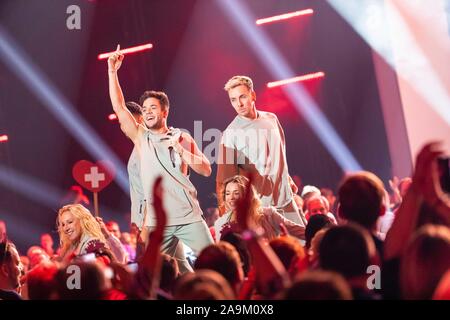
72;160;115;192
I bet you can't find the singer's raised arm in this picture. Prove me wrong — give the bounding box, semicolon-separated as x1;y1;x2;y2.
108;45;140;142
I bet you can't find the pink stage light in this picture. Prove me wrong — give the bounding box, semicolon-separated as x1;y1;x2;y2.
267;72;325;88
108;113;118;121
256;9;314;25
98;43;153;60
0;134;8;143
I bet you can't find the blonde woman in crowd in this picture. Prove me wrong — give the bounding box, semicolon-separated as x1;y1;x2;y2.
57;204;125;263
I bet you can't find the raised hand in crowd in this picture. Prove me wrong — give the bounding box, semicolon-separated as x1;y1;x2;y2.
235;175;290;299
134;177;167;299
389;176;402;208
385;142;450;260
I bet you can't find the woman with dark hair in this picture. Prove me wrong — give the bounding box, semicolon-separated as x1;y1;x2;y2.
214;175;305;241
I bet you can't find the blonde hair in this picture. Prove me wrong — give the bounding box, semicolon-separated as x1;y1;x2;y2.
220;175;263;227
224;75;254;92
401;224;450;299
57;204;106;257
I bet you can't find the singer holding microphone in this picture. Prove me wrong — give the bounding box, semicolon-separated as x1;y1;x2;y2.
107;45;213;273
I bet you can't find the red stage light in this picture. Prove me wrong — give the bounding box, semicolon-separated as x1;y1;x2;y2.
98;43;153;60
256;9;314;25
0;134;8;143
267;72;325;88
108;113;118;121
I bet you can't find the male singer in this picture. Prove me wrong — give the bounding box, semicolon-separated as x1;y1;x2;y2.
216;75;307;226
107;45;213;272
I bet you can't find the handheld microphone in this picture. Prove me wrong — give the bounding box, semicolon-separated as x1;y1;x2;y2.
168;146;176;167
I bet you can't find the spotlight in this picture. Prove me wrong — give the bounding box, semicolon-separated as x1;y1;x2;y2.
256;9;314;25
267;72;325;88
98;43;153;60
108;113;118;121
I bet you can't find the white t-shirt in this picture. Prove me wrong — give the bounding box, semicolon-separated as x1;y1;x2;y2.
217;111;294;210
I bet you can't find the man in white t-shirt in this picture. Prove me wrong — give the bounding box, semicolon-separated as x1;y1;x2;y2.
216;75;306;226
